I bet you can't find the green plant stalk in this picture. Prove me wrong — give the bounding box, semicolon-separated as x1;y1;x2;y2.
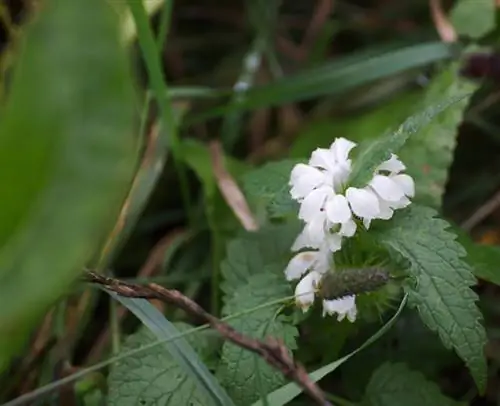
126;0;193;223
110;298;121;355
157;0;173;52
206;199;222;315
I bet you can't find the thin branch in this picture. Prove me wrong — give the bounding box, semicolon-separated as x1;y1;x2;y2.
84;271;330;406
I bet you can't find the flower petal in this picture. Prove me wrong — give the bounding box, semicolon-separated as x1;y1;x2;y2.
391;174;415;197
289;164;326;200
339;218;357;237
322;295;357;322
313;246;331;274
325;194;351;224
291;227;314;251
298;186;333;222
295;271;322;312
330;137;356;163
346;187;380;219
304;216;326;248
369;175;405;202
363;218;372;229
309;148;337;173
284;251;317;281
389;195;411;209
377;199;394;220
325;232;342;252
377;153;405;174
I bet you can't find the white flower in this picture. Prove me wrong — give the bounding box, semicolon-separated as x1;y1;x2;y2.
322;296;357;322
289;138;359;251
284;249;330;281
345;154;415;227
284;248;330;312
294;271;322;311
285;251;358;322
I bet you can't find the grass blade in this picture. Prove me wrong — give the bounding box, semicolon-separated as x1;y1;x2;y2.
109;293;236;406
187;41;457;124
251;293;408;406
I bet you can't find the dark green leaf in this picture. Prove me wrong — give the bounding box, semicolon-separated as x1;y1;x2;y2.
243;160;301;218
216;273;298;406
373;205;487;391
363;362;457;406
399;64;477;208
220;222;301;301
0;0;138;369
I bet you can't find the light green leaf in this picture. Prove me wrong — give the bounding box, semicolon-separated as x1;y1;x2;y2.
216;273;298;406
374;205;487;391
363;362;457;406
251;294;408;406
109;295;234;406
243;160;301;218
451;0;495;39
289;90;423;159
0;0;138;369
399;64;477;208
220;222;301;300
108;322;219;406
348;95;466;188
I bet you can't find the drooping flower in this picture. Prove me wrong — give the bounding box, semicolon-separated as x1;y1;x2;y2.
284;250;358;322
345;154;415;228
322;296;357;322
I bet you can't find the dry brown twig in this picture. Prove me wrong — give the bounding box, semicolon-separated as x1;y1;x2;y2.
429;0;457;43
84;271;330;406
209;140;259;231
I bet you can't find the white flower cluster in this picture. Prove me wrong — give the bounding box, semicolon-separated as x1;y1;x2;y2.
284;138;414;322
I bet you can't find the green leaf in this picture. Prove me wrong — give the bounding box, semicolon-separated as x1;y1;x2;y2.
216;273;298;406
109;295;234;406
0;0;138;369
220;222;301;300
349;95;466;188
373;205;487;391
399;64;477;208
108;322;220;406
188;42;457;124
251;294;408;406
363;362;457;406
451;0;495;39
243;160;301;218
289;91;423;159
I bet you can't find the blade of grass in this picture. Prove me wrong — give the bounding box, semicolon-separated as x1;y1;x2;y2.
157;0;173;51
126;0;193;222
251;293;409;406
110;294;235;406
186;41;458;124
